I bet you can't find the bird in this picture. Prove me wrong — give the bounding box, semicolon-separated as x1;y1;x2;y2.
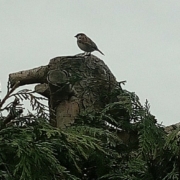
74;33;104;55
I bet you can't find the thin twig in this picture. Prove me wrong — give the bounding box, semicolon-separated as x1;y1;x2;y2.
0;81;20;109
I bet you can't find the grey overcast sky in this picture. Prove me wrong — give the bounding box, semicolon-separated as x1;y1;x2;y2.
0;1;180;125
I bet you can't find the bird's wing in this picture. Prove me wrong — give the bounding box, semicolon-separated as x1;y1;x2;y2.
84;37;98;50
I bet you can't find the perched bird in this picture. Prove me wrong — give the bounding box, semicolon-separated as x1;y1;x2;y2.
75;33;104;55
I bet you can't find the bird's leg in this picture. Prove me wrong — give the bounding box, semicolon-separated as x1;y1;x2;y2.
86;52;91;56
83;52;91;56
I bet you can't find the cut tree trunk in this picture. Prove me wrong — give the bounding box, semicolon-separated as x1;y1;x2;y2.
9;54;117;128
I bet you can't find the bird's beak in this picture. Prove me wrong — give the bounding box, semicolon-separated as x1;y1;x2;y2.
74;35;77;38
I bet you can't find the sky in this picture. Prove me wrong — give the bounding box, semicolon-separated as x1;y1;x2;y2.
0;0;180;125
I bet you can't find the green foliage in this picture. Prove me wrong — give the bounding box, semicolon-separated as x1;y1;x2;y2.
0;82;180;179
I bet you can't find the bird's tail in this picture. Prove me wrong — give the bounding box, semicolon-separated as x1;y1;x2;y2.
97;49;104;55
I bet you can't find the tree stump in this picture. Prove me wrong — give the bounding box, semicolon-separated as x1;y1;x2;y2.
9;54;117;128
